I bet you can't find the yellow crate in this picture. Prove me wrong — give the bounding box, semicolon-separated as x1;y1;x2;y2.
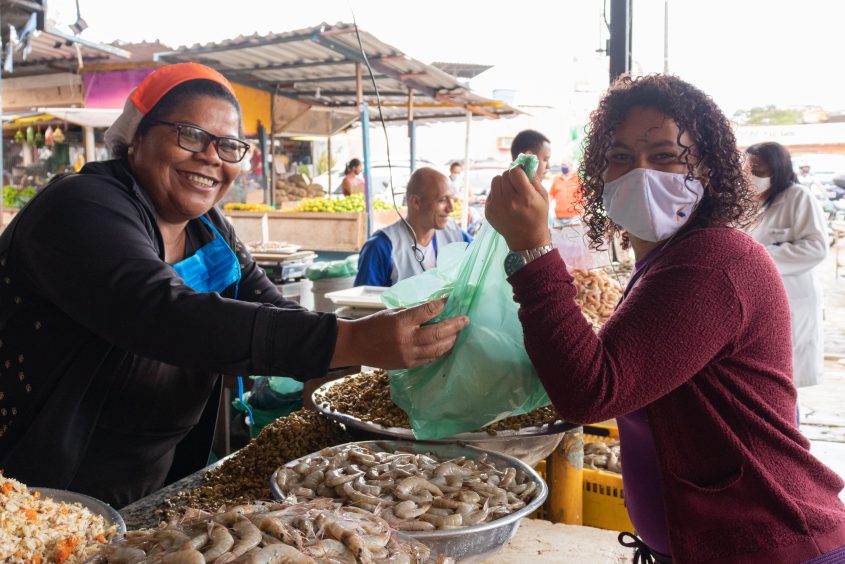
583;433;633;532
529;459;548;520
583;420;619;440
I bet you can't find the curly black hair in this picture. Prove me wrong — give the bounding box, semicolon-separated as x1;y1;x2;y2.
579;74;755;250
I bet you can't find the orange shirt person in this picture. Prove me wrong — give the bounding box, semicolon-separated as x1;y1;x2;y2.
549;163;583;226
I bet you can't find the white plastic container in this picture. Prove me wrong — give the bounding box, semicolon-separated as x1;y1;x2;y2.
311;276;355;312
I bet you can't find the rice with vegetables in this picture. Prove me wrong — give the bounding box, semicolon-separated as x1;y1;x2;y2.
0;475;118;563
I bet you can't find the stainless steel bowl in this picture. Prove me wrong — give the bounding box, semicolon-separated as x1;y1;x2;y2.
313;376;576;466
32;487;127;533
270;440;548;562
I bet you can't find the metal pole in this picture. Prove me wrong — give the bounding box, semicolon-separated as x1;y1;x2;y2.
663;0;670;74
461;109;471;229
408;89;416;173
269;91;277;206
327;133;333;195
609;0;632;82
361;101;373;236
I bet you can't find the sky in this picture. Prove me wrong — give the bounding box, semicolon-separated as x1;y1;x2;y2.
45;0;845;119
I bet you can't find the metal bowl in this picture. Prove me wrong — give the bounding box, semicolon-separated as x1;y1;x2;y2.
313;376;577;466
270;440;548;562
32;487;126;534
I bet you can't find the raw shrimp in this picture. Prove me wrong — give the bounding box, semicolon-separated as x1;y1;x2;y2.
392;520;436;532
100;545;147;563
394;476;443;504
243;543;316;564
420;513;463;529
306;539;357;563
231;516;262;556
340;480;388;506
393;500;430;520
315;515;373;563
159;549;205;564
325;467;363;487
462;501;491;526
203;523;235;562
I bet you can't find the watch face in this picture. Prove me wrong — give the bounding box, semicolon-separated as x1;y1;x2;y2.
504;252;526;276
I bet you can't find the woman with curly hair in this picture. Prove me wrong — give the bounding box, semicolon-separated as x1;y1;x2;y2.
485;74;845;563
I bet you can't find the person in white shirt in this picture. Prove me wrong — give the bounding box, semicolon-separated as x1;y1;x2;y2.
745;142;827;395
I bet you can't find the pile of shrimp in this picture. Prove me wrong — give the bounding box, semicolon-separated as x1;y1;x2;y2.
274;444;539;533
571;269;622;328
90;499;443;563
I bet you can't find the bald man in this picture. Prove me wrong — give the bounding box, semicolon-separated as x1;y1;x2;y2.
355;167;472;287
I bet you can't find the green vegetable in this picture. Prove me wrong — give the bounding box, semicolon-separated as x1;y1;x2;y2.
3;185;37;208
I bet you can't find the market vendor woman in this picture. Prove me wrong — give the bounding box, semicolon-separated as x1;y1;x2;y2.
486;75;845;562
0;63;467;507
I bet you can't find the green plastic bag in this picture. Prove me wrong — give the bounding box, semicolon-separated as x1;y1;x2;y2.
305;255;359;281
383;221;551;440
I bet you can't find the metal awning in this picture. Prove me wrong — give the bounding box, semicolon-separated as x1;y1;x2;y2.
154;22;518;126
2;26;131;77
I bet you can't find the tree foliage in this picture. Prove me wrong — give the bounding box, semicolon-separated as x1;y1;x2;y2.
733;105;804;125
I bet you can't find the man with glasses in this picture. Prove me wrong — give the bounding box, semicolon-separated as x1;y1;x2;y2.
355;167;472;287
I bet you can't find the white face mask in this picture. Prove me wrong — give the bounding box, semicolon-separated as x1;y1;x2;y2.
750;175;771;194
602;168;704;242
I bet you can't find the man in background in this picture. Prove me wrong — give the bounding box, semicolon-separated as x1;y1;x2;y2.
355;167;472;287
510;129;552;180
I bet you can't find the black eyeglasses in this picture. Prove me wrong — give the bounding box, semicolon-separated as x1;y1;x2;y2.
155;120;249;163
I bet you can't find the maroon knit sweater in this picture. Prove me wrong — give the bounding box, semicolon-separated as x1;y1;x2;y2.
509;227;845;563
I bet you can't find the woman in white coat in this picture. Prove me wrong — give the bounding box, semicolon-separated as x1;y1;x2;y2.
746;142;827;391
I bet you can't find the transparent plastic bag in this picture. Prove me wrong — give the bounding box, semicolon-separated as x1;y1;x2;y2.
382;222;550;439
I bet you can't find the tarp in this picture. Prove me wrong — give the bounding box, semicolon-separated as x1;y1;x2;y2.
2;108;121;130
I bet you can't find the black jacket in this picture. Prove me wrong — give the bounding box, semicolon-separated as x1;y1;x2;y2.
0;160;337;490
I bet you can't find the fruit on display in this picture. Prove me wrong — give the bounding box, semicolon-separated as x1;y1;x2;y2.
450;197;463;218
290;193;392;213
222;202;275;212
276;173;326;202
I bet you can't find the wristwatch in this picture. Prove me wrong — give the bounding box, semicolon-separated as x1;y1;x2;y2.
504;243;555;276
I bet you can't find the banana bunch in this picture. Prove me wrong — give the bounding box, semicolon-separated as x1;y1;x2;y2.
449;197;463;218
289;194;392;213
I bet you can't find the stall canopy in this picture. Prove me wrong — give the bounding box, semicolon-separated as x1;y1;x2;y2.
154;22;519;127
2;107;121;129
1;26;131;78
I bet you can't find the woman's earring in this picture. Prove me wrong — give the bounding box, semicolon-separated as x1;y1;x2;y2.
128;146;135;155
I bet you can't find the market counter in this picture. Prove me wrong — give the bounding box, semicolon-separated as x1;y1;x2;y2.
225;210;366;252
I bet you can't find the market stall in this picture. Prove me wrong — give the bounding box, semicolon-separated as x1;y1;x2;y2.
155;22;519;237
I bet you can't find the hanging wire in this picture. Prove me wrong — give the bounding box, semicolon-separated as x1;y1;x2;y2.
349;11;426;267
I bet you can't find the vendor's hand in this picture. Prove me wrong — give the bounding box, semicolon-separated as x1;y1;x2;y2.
331;298;469;369
485;166;552;251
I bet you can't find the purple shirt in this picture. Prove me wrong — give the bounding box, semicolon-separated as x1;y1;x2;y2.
616;247;672;557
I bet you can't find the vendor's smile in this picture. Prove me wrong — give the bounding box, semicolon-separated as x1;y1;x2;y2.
176;170;219;190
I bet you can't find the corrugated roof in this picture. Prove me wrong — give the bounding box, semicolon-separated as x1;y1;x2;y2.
155;22;518;124
2;27;131;77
